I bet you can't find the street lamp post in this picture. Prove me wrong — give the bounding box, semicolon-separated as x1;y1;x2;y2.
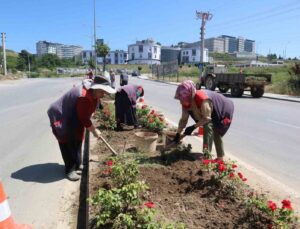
93;0;97;76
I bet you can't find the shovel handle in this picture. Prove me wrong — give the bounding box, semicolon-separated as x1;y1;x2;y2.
99;135;118;155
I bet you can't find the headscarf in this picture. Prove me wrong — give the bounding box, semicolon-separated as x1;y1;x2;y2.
174;80;196;103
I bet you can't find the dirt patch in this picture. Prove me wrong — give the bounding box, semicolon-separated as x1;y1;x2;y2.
88;127;284;229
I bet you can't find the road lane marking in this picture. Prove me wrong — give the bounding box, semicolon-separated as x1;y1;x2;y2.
268;119;300;129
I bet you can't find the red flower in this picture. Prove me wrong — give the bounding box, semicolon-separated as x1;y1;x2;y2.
267;201;277;212
218;164;226;172
238;172;243;179
229;172;235;178
150;110;155;114
216;160;225;165
267;224;273;229
148;119;153;123
142;105;148;109
202;159;211;165
106;160;113;166
232;164;237;169
242;178;247;182
144;201;154;208
281;199;293;211
103;168;112;175
159;117;164;122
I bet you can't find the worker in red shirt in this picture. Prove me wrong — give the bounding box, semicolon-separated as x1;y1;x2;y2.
47;76;115;181
174;80;234;161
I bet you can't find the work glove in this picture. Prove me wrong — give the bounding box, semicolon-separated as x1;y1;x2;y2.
173;133;181;144
98;103;103;110
184;125;196;136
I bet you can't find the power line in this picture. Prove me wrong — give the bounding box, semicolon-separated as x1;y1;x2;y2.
209;1;300;30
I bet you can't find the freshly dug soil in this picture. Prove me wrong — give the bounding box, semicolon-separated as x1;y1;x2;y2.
88;127;280;229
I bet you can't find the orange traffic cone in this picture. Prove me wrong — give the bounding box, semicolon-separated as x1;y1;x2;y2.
198;126;204;136
0;181;33;229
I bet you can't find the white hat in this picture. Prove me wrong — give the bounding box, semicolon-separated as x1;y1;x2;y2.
90;76;116;94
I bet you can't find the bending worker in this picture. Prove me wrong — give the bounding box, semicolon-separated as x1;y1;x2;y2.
174;80;234;161
47;76;115;181
115;84;144;130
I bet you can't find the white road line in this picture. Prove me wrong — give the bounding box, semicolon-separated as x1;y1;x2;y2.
268;119;300;129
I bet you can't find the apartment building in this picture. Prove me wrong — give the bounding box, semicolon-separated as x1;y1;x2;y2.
106;50;128;64
204;37;225;53
128;39;161;65
180;42;209;64
161;46;181;63
36;41;83;58
204;35;256;54
81;50;128;65
244;39;255;53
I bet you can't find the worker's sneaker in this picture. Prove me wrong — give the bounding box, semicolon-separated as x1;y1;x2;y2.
77;164;84;171
66;171;81;181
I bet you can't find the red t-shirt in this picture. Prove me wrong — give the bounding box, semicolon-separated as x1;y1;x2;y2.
75;89;99;141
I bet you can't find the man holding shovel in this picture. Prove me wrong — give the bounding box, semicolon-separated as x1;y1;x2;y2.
174;80;234;161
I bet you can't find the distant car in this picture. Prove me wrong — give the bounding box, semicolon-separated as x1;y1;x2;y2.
131;70;140;77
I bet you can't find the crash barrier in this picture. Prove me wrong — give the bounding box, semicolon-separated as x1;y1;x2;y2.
0;181;33;229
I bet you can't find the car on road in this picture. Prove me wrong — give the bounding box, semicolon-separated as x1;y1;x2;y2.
131;70;140;77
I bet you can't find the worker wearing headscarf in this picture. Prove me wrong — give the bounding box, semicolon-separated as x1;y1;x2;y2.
174;80;234;161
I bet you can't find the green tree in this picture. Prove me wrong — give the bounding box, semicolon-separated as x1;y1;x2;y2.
88;59;95;69
37;54;61;70
17;50;33;71
267;53;277;61
95;43;110;72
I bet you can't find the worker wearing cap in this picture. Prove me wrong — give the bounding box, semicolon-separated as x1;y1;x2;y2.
47;76;115;181
174;80;234;161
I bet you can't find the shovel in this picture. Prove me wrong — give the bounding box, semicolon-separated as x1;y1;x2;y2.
163;134;186;151
99;135;118;156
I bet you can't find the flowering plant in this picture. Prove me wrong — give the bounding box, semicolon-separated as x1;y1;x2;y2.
91;154;185;228
137;106;166;132
246;195;298;228
96;103;116;130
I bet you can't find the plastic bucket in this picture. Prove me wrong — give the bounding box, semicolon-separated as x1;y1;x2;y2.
134;132;158;153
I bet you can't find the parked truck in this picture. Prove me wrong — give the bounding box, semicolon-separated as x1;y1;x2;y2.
196;65;272;98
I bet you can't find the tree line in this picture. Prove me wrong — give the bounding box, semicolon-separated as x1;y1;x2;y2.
1;42;110;74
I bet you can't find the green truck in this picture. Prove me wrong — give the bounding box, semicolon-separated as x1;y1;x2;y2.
196;65;272;98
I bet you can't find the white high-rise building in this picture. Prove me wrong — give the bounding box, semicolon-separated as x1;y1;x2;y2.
36;41;83;58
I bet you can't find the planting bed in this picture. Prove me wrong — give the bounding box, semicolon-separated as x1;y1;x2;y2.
88;127;287;229
87;102;298;228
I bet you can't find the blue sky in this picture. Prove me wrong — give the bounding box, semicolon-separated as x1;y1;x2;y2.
1;0;300;58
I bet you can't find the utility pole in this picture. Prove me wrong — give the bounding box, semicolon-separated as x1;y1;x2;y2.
27;54;31;78
1;32;7;76
196;11;212;75
93;0;97;76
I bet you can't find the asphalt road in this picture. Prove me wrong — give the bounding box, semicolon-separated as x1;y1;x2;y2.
0;77;82;228
128;76;300;195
